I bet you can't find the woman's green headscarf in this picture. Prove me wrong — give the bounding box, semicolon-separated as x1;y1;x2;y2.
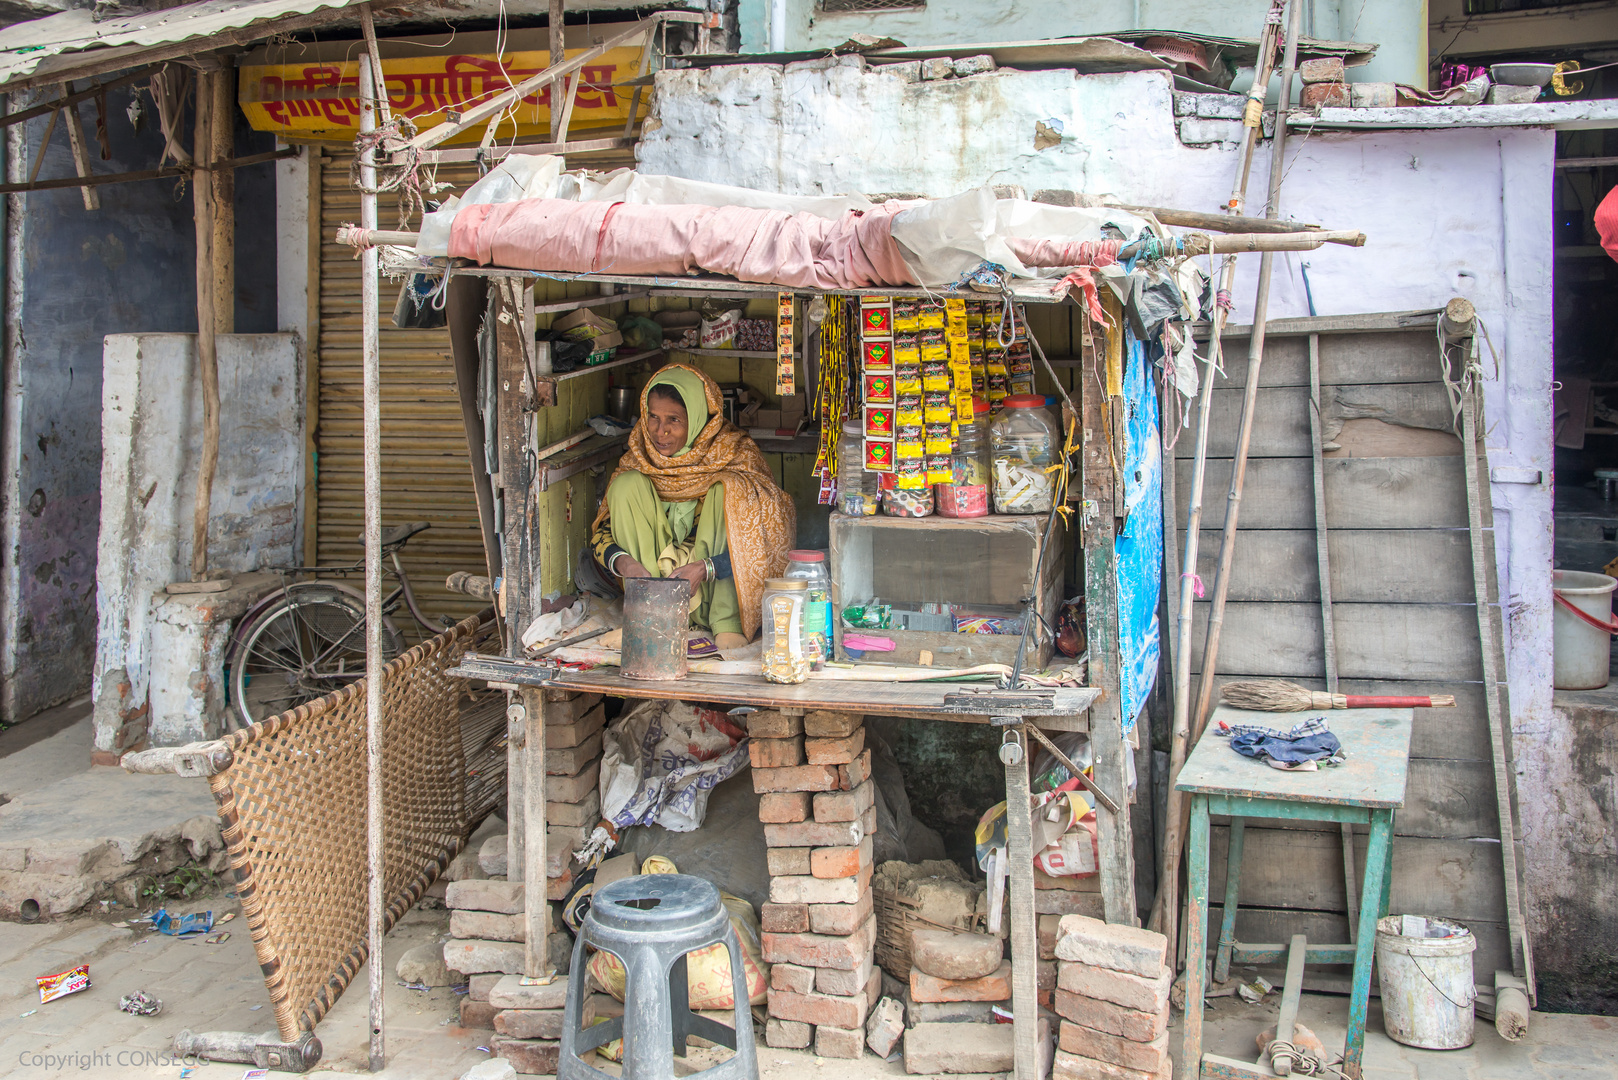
645;367;710;457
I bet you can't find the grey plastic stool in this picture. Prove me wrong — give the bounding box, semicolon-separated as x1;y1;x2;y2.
559;873;758;1080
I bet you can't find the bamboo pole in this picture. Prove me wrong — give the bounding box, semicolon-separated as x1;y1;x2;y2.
549;0;565;143
190;69;217;581
357;36;387;1073
1148;0;1293;956
211;66;234;335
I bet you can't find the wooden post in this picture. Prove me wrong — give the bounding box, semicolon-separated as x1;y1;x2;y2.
549;0;565;143
59;81;99;211
356;48;387;1073
1001;724;1040;1080
190;69;218;581
211;66;234;335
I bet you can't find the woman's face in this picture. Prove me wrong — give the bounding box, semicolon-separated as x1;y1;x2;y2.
646;391;689;456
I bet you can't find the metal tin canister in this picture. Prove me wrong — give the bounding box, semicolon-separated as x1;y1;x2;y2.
621;577;689;681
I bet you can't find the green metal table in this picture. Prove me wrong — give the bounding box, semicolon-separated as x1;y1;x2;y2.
1178;706;1412;1080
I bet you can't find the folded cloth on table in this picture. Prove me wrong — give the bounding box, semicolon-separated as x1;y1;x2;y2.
1217;716;1344;771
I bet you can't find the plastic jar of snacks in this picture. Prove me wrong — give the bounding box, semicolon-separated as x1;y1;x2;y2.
937;397;992;518
990;395;1059;514
881;474;935;517
837;422;879;516
760;578;811;683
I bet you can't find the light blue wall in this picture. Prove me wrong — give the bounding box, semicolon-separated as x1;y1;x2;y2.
740;0;1427;89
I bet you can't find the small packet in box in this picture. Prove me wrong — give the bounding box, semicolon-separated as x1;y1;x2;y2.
945;297;967;318
860;296;893;337
1010;377;1036;395
919;330;948;364
892;299;920;333
971;369;987;394
923;390;953;422
895;368;923;396
38;965;90;1004
864;405;894;437
864;373;895;404
897;405;924;427
925;423;953;455
918;302;947;330
988;371;1010;394
862;338;894;371
864;438;894;472
893;333;920;366
1010;355;1034;377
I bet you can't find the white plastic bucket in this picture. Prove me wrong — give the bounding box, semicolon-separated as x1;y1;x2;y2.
1553;570;1616;690
1375;915;1476;1049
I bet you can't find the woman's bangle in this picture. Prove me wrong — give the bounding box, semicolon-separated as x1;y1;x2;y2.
704;558;716;582
608;550;628;577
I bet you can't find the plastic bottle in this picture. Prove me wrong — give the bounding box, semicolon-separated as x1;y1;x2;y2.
937;397;992;518
990;395;1060;514
837;421;879;516
784;550;832;666
760;578;811;684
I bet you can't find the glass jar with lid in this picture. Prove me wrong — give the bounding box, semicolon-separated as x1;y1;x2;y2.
936;397;992;518
990;395;1060;514
760;578;811;683
784;550;831;666
836;421;879;516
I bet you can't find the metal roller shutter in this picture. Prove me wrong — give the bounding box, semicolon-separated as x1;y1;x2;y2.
318;156;487;635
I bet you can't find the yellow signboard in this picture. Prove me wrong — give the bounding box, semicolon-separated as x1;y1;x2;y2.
239;46;646;143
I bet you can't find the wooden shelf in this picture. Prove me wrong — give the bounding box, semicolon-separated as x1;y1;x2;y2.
674;347;783;359
548;348;664;383
532;289;650;315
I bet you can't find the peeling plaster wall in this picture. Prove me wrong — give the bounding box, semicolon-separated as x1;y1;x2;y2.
640;61;1564;992
0;82;280;725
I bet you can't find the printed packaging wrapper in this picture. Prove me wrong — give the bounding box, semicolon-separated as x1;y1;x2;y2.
38;965;90;1004
862;338;894;371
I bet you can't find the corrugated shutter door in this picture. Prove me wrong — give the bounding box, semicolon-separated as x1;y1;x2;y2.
318;156;487;632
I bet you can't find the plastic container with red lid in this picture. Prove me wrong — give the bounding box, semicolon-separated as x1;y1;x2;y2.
991;396;1059;513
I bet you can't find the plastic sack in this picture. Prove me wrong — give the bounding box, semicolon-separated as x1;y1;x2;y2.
586;889;768;1009
700;309;742;350
599;700;750;832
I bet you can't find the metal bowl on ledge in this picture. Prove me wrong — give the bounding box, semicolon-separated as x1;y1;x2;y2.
1490;63;1556;87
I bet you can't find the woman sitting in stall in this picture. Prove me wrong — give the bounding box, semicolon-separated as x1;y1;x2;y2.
590;363;796;652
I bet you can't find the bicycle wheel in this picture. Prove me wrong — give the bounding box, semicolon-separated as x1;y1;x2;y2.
227;583;405;731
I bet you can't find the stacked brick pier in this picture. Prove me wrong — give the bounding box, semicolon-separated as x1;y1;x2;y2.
443;687;608;1075
752;709;880;1059
1052;915;1174;1080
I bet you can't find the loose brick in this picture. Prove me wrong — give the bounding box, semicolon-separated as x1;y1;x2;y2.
478;834;508;876
860;803;877;837
813;779;874;823
866;996;905;1057
765;1018;812;1048
838;747;874;790
545;760;599;803
902;990;1000;1027
546;703;606;748
1040;913;1061;960
909;960;1013;1003
491;1037;559;1076
759;791;812;823
768;847;813;876
1052;990;1167;1043
754;764;840;793
771;963;816;994
1038;890;1106;917
542;686;578;702
805;727;866;765
1039;959;1057;991
750;735;806;768
446;850;487;882
1060;1022;1170;1074
814;952;874;996
489;974;568;1010
763;913;877;970
546;871;572;901
810;890;874;936
547;838;576;878
767;986;870;1029
749;710;804;738
770;861;872;904
447;878;524;915
762;902;809;933
548;790;602;828
764;819;862;848
804;710;862;738
469;973;502;1001
911;928;1003;981
460;998;499;1030
547;823;590;851
1298;56;1346;83
1054;916;1168;979
544;692;602;724
1052;1049;1169;1080
811;835;873;879
815;1023;865;1059
546;732;603;775
495;1000;595;1040
903;1018;1048;1075
450;909;528;942
1300;81;1349;109
1058;962;1172;1013
445;939;524;975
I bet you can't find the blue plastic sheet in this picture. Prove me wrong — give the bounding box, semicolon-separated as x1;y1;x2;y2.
1115;332;1163;733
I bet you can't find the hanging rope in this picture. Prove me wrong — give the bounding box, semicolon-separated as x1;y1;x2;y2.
350;114;428;229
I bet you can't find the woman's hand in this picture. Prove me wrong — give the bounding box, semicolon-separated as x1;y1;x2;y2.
670;561;706;598
614;555;652;579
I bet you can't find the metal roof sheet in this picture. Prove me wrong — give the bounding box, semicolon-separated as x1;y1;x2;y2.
0;0;362;91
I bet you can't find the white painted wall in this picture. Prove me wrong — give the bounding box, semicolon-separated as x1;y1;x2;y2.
640;59;1557;961
93;334;303;750
741;0;1428;87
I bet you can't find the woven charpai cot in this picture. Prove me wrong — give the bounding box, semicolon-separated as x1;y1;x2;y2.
209;613;492;1041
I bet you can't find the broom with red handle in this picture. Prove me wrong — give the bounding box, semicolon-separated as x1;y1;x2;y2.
1221;679;1456;712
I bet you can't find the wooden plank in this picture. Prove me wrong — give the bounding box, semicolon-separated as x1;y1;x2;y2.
1177;457;1470;529
1206;330;1445;389
1397;758;1501;839
1203;310;1440;339
1176;385;1457;460
1188;602;1484;680
1178;529;1476;603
